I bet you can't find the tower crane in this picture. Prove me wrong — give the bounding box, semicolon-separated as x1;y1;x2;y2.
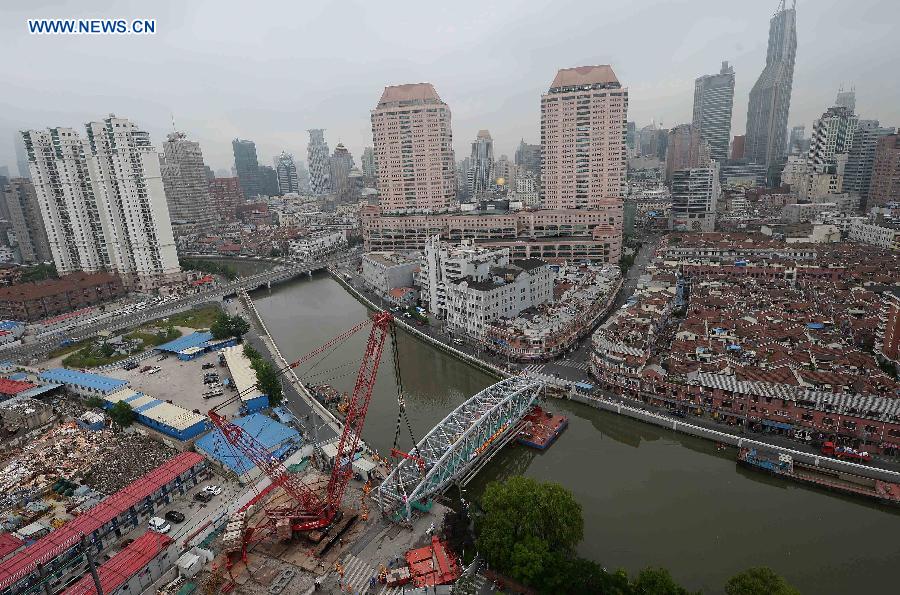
207;310;394;558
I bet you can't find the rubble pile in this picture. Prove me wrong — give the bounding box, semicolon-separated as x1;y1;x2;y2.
0;421;177;519
82;432;175;494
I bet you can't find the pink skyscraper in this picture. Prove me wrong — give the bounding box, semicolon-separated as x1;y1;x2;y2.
371;83;456;214
540;65;628;212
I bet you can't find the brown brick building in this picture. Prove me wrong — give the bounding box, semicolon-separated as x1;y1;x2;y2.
868;134;900;208
0;272;125;321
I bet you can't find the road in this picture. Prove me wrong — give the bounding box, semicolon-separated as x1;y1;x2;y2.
1;257;345;364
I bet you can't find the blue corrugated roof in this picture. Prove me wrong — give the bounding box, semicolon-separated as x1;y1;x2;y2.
195;413;301;474
156;331;214;353
6;373;28;381
39;369;128;393
0;321;22;330
134;399;163;413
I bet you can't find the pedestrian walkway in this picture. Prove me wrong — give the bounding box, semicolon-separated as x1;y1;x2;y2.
557;359;590;372
523;363;545;374
329;554;407;594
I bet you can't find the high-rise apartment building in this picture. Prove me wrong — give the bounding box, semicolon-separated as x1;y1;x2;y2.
843;121;895;205
868;135;900;208
467;130;494;199
23;116;180;290
625;122;637;157
808;106;857;171
3;178;51;264
669;162;719;233
159;131;216;228
208;177;244;222
788;125;808;155
232;138;260;199
834;88;856;114
370;83;456;214
666;124;710;184
14;134;30;179
692;61;735;163
540;65;627;211
307;129;332;196
274;152;300;194
329;143;354;200
731;135;746;160
745;2;797;168
514;140;541;176
494;155;512;186
361;147;376;179
258;165;279;197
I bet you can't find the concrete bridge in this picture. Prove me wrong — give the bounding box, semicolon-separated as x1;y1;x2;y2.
376;376;544;523
2;256;344;363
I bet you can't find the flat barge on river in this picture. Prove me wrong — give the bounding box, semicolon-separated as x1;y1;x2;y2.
738;447;900;506
518;406;568;450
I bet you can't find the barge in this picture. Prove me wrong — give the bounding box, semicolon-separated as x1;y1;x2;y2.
518;406;568;450
738;447;900;506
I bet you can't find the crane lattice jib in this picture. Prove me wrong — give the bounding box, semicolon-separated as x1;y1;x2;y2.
321;311;393;525
208;411;324;518
377;376;542;521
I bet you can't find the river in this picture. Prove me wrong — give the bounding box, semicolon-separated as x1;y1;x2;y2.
250;272;900;594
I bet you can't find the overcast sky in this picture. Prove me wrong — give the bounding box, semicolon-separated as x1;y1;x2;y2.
3;0;898;175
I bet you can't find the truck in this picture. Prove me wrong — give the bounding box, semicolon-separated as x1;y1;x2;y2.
821;441;872;463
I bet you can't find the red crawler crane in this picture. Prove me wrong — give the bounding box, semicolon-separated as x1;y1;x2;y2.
207;311;393;554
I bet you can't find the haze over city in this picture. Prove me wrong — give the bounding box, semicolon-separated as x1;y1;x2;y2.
1;1;900;594
2;0;899;172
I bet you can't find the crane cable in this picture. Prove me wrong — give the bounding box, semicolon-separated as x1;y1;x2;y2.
389;323;423;466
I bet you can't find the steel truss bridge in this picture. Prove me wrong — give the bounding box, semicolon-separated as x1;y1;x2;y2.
376;376;543;523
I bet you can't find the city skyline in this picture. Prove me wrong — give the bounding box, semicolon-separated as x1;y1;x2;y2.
2;1;899;174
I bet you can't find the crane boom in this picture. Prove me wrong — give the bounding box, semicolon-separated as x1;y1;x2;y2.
207;310;395;543
322;311;392;524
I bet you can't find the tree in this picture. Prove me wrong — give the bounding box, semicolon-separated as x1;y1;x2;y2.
725;567;800;595
85;397;105;409
100;343;115;357
476;476;583;590
108;401;135;428
210;313;250;339
252;359;283;406
632;568;698;595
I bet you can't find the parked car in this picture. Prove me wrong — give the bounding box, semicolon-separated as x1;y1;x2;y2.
148;517;171;533
164;510;185;523
203;390;223;399
122;361;138;371
203;485;224;496
148;367;161;375
202;363;215;370
140;365;153;373
193;491;213;503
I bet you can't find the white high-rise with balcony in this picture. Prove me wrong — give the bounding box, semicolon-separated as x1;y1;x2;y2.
23;115;180;290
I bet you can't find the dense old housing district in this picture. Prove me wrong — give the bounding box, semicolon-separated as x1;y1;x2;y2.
592;233;900;455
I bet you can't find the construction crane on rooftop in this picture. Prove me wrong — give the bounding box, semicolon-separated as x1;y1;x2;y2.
206;310;395;559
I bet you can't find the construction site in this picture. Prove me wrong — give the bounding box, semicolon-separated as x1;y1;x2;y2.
0;309;479;595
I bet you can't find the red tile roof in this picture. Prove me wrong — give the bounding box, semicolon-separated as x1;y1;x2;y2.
0;452;204;591
0;378;36;396
62;532;173;595
0;533;23;560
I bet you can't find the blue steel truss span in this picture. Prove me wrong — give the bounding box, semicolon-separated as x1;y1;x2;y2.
376;376;543;522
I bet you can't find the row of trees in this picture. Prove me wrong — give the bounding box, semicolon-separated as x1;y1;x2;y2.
179;258;239;280
210;313;250;340
474;476;799;595
242;344;284;406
